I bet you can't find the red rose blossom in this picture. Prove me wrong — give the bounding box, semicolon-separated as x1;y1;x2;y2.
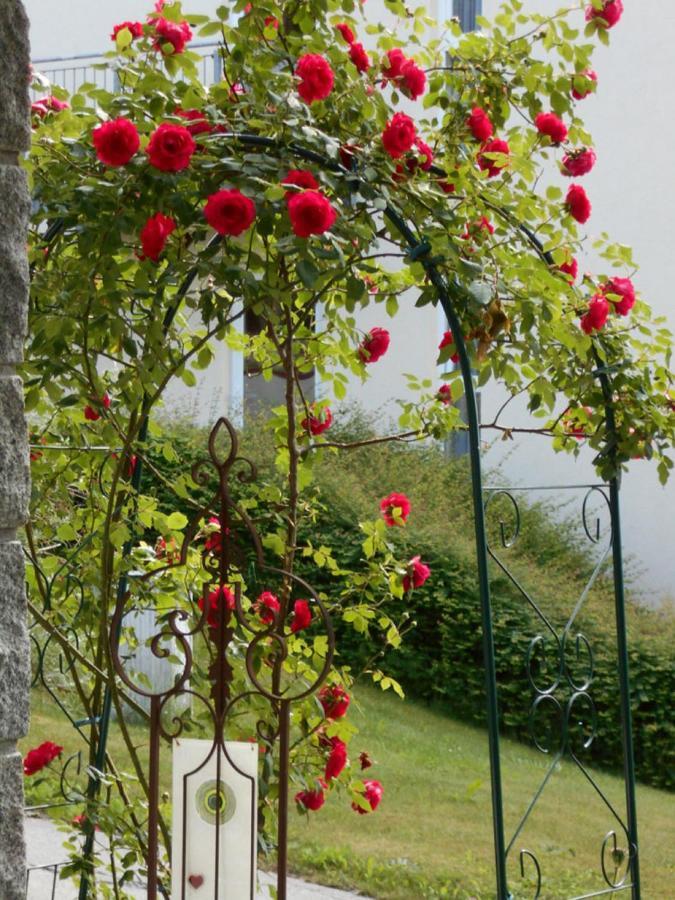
380;492;411;527
302;405;333;436
84;393;110;422
359;751;373;770
412;138;433;172
290;599;312;633
603;276;636;316
565;184;592;224
153;17;192;54
31;96;69;118
204;189;256;236
580;294;610;334
535;112;568;145
400;59;426;100
23;741;63;776
403;555;431;591
382;48;406;80
175;108;212;137
437;383;453;406
478;138;510;177
92;118;139;167
295;54;334;104
140;213;176;262
562;148;596;177
382;112;417;159
320;684;350;719
111;21;143;41
352;779;383;815
255;591;280;625
558;257;579;283
288;190;337;238
358;327;390;364
571;69;598;100
146;123;196;172
439;330;460;364
349;42;371;74
199;585;235;629
282;169;319;198
295;785;326;811
467;106;493;142
336;23;355;44
204;516;226;554
563;406;593;440
461;217;495;242
585;0;623;28
325;737;348;781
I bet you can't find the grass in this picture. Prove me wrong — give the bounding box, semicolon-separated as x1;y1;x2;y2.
23;686;674;899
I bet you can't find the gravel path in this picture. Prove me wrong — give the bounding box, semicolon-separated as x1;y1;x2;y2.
25;815;370;899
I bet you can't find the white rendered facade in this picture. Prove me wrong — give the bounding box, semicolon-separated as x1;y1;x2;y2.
26;0;674;602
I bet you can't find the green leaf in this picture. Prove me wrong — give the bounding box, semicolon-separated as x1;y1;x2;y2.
297;259;319;288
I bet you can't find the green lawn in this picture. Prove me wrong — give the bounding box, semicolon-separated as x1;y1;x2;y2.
24;686;674;899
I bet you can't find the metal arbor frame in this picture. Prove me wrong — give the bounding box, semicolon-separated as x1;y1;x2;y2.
32;134;640;899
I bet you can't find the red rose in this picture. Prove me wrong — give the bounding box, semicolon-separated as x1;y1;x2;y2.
282;169;319;199
603;276;636;316
571;69;598;100
580;294;610;334
352;779;383;815
563;406;593;440
382;48;406;80
288;190;337;238
382;112;417;159
437;383;452;406
339;144;361;169
23;741;63;776
147;123;196;172
325;737;348;781
359;751;373;770
467;106;494;142
319;684;350;719
461;216;495;244
412;138;433;172
31;96;69;118
358;327;390;364
380;492;411;527
534;112;568;145
562;148;596;177
204;189;256;236
400;59;426;99
199;585;236;629
565;184;592;224
290;599;312;633
92;117;139;167
204;516;227;554
477;138;510;177
585;0;623;28
111;21;143;41
295;785;326;811
403;555;431;591
175;108;212;137
264;15;280;28
439;329;460;364
302;405;333;436
295;54;334;104
153;17;192;54
558;257;578;283
349;42;371;74
255;591;280;625
84;393;110;422
336;22;355;43
140;213;176;262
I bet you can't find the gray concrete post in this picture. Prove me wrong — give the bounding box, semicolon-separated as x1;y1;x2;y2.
0;1;32;897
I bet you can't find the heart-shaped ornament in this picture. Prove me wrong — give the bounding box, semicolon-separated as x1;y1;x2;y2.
188;874;204;889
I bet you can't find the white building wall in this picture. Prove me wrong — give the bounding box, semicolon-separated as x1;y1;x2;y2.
25;0;674;601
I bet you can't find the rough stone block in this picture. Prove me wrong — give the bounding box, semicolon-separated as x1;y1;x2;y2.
0;166;29;365
0;543;29;741
0;750;27;900
0;1;30;153
0;376;29;528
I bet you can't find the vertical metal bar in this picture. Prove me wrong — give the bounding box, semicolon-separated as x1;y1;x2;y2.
608;478;641;896
147;696;161;900
213;49;222;83
276;700;291;900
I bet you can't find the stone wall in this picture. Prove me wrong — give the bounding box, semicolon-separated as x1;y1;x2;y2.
0;1;31;897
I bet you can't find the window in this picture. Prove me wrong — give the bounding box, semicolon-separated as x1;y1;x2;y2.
453;0;482;32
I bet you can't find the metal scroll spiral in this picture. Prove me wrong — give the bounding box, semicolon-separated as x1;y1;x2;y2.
109;413;335;750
